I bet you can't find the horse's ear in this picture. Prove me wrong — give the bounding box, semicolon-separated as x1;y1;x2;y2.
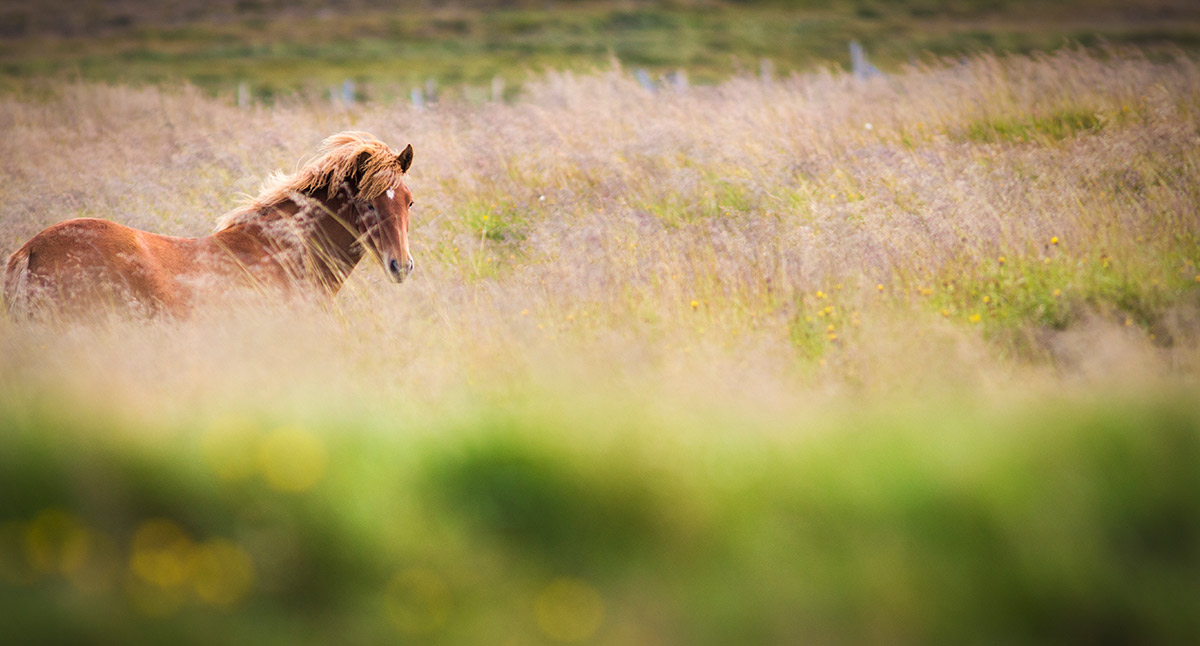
397;144;414;174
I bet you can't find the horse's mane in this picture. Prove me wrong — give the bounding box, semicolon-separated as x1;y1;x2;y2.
215;131;407;231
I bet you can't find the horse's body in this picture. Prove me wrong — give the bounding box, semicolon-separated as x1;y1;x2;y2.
4;132;415;317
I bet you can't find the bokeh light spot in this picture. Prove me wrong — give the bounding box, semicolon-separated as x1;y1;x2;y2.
25;508;91;575
190;538;255;606
258;426;328;493
129;518;193;588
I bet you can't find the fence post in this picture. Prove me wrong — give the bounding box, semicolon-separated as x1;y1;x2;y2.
636;68;655;92
850;41;883;80
668;69;688;92
760;58;774;83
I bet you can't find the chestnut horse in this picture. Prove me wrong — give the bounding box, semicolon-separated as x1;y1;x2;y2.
4;131;415;317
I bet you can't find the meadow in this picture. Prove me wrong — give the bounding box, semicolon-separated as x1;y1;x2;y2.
1;45;1200;642
4;0;1200;97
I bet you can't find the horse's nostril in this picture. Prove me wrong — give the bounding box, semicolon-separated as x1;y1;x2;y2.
388;258;401;276
406;258;415;273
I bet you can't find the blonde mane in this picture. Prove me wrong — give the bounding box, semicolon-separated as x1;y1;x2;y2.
216;131;408;231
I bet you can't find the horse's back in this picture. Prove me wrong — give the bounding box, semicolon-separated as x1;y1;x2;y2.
4;218;181;317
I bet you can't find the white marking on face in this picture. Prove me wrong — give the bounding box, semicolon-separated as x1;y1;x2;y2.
386;189;395;200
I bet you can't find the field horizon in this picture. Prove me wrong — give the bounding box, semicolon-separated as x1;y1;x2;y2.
4;0;1200;99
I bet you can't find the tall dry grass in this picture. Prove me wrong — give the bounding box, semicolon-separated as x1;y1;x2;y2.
0;47;1197;426
3;48;1200;645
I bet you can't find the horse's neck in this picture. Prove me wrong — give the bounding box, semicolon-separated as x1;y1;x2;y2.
215;191;363;292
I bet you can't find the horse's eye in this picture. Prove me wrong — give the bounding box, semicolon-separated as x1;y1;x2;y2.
409;201;414;208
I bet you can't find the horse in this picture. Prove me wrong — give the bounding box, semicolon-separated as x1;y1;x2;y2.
3;131;415;318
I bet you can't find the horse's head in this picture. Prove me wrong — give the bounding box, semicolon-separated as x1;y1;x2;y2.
352;143;415;283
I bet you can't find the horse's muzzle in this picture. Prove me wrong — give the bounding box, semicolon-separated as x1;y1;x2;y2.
387;256;414;283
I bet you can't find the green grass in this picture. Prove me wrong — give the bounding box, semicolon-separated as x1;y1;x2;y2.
964;108;1103;144
2;390;1199;644
4;1;1200;97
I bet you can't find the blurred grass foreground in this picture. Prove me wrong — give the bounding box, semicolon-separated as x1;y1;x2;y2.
2;44;1200;643
3;393;1200;644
